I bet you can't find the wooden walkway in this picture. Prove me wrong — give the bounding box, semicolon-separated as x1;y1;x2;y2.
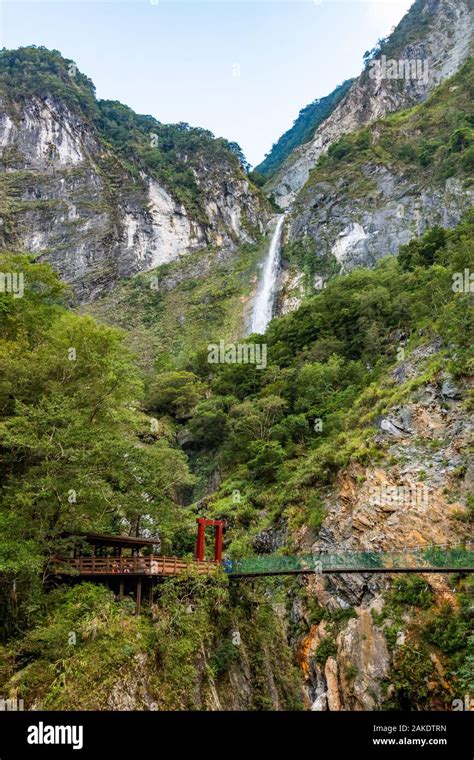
55;543;474;580
55;555;220;577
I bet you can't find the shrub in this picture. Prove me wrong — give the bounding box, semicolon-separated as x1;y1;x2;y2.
314;637;337;665
388;577;434;609
247;441;286;483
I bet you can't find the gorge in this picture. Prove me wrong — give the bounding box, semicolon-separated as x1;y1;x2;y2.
0;0;473;715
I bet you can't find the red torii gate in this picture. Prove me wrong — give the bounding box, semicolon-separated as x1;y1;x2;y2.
195;518;224;562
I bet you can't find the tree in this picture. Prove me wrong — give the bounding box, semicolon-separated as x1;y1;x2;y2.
188;398;229;448
398;227;447;271
146;371;206;419
247;441;286;483
0;254;194;630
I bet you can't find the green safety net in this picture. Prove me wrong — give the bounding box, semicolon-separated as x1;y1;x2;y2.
226;546;474;575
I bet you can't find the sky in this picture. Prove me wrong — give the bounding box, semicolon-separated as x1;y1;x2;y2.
0;0;414;166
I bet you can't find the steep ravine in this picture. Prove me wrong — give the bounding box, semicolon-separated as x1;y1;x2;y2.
0;6;472;711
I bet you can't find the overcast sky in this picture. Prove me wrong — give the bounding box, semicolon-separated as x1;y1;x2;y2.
1;0;414;165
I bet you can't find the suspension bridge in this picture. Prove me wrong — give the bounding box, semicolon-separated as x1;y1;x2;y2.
55;521;474;579
226;545;474;577
54;522;473;612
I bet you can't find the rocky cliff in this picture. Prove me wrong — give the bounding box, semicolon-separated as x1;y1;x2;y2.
294;338;472;710
277;53;473;312
266;0;473;209
288;53;474;296
0;48;268;302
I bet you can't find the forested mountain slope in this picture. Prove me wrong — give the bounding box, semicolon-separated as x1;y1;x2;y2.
266;0;473;208
1;214;472;709
0;47;268;302
254;79;353;179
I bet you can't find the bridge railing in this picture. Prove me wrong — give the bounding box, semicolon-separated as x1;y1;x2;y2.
226;544;474;575
54;555;220;576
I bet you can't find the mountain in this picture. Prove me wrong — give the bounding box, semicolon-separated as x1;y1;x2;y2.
0;4;473;715
254;78;354;179
266;0;473;209
1;212;472;710
278;57;474;311
0;47;269;302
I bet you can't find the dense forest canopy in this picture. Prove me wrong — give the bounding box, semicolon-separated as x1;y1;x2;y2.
2;212;472;623
1;212;472;706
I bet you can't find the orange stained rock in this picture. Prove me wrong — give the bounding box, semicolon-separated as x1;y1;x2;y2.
296;624;317;680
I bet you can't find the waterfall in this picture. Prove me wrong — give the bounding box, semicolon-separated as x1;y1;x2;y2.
249;214;285;335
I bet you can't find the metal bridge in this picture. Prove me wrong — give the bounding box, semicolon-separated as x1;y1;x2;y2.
225;544;474;577
55;531;473;613
57;543;474;579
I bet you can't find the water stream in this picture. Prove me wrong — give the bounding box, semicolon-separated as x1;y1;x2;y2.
248;214;285;335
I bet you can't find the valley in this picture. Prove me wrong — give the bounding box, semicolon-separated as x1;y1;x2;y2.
0;0;473;715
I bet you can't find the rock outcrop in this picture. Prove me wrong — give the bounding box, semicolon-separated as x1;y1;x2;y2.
266;0;473;209
0;55;268;302
295;338;472;710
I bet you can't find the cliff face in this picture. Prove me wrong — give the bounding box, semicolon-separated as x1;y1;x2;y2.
293;340;472;711
277;53;473;313
267;0;473;209
0;51;268;302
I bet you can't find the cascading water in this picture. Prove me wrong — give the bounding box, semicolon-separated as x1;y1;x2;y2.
249;214;285;334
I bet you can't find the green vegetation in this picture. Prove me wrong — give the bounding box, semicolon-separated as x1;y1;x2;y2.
314;638;337;665
281;237;341;294
301;58;474;203
165;215;472;544
0;46;259;221
255;79;354;178
82;213;474;556
0;244;307;710
376;576;474;710
0;579;303;710
0;209;472;711
0;253;195;637
387;576;435;609
86;236;268;372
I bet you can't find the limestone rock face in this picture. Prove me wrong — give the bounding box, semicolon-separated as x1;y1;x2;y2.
289;174;473;276
323;657;340;711
294;338;471;710
267;0;473;209
0;93;267;302
336;610;390;710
